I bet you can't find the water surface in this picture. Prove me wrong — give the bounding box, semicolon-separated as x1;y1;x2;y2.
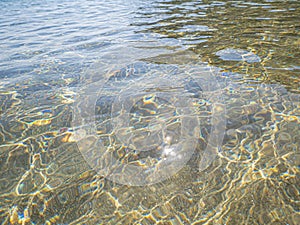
0;0;299;224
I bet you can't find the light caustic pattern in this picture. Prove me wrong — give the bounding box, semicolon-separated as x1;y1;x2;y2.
72;62;226;186
1;61;299;224
0;0;299;223
69;61;299;224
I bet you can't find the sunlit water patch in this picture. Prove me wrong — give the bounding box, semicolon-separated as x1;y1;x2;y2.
0;0;299;224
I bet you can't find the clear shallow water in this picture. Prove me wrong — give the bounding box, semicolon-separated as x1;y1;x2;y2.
0;0;299;224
